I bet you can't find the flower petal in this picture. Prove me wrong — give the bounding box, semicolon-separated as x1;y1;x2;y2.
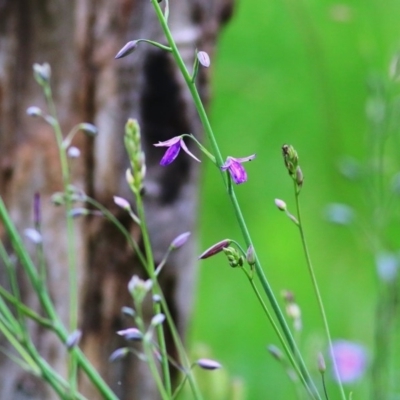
228;160;247;184
154;136;181;148
160;142;181;166
180;139;201;162
235;154;256;163
220;157;233;171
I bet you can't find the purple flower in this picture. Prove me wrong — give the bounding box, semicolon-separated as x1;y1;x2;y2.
154;136;200;166
331;340;367;383
221;155;256;184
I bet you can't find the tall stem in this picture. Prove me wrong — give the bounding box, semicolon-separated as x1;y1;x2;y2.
294;184;346;400
150;1;320;397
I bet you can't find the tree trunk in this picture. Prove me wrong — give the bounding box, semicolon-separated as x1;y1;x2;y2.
0;1;233;399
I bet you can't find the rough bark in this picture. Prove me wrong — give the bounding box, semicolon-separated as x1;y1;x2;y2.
0;0;233;399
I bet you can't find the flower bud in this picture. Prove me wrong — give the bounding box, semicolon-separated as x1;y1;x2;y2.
66;330;82;350
267;345;283;361
223;246;244;268
26;106;42;117
317;352;326;373
79;122;98;136
33;63;51;85
114;196;131;210
196;358;222;370
67;146;81;158
197;51;210;68
199;239;231;259
151;313;165;327
115;40;138;59
246;245;256;266
170;232;191;249
117;328;142;341
274;199;287;211
296;166;304;187
109;347;129;362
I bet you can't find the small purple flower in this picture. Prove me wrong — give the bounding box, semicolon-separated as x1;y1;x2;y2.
154;136;200;166
221;155;256;184
331;340;367;383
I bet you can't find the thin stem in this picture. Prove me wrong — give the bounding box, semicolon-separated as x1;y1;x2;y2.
294;183;346;400
135;191;171;396
150;2;320;397
243;269;317;399
321;373;329;400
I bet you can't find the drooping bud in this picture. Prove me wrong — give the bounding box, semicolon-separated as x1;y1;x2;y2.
24;228;42;244
274;198;287;211
121;306;135;317
78;123;98;136
115;41;139;59
109;347;129;362
114;196;131;211
128;275;153;304
151;313;166;327
26;106;42;117
267;345;283;361
117;328;142;341
67;146;81;158
196;358;222;370
66;330;82;350
198;239;231;259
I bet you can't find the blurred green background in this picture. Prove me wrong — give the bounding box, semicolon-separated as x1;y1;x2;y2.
189;0;400;399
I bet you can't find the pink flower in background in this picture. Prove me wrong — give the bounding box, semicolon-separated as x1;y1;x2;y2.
331;340;367;383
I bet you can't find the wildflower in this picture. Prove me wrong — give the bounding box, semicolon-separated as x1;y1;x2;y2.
221;155;255;184
331;340;367;383
170;231;191;249
154;136;200;166
66;330;82;350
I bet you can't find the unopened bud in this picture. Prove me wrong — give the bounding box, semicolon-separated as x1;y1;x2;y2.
317;352;326;373
33;63;51;85
109;347;129;362
67;146;81;158
79;123;98;136
115;40;138;59
151;313;165;327
267;345;283;361
246;245;256;265
26;106;42;117
197;51;210;68
66;330;82;350
170;232;191;249
296;166;304;187
117;328;142;341
126;168;134;185
114;196;131;210
282;144;299;177
274;199;287;211
199;239;231;259
196;358;222;370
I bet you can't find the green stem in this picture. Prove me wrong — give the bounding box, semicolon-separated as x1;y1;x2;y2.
0;197;118;400
294;184;346;400
135;192;171;396
150;1;320;397
243;269;317;399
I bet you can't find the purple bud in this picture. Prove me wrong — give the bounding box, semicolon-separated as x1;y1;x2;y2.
24;228;42;244
151;313;165;327
121;306;135;317
274;199;287;211
196;358;222;370
79;123;98;136
198;239;231;259
117;328;142;341
67;146;81;158
170;232;191;249
69;208;89;218
246;245;256;265
109;347;129;362
115;40;138;59
114;196;131;210
153;294;162;303
197;51;210;68
26;106;42;117
66;330;82;350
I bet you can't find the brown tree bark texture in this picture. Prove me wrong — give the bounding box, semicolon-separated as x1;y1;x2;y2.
0;0;233;399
